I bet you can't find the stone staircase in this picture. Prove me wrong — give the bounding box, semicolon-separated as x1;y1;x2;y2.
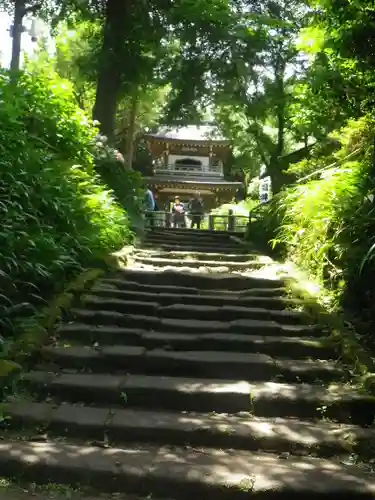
2;228;375;498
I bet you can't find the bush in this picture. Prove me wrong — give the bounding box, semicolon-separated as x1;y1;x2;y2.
246;198;286;256
92;134;144;225
198;199;256;232
0;70;132;340
252;116;375;326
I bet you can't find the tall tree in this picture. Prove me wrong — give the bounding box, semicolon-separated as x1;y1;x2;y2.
211;0;307;192
311;0;375;112
92;0;133;143
92;0;236;142
7;0;42;71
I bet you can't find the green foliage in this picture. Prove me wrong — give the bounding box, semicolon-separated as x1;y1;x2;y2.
247;198;286;254
284;138;339;179
27;19;169;172
252;116;375;319
0;69;131;341
212;0;374;189
93;133;144;223
25;20;101;111
275;161;362;282
304;1;375;119
211;0;316;191
53;21;100;110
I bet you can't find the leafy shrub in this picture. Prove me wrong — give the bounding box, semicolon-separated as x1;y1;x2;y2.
198;200;256;232
253;116;375;325
274;161;367;285
0;70;132;340
92;133;144;224
246;198;287;256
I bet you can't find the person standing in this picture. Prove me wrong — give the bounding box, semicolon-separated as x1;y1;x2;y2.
188;192;204;229
154;192;159;212
153;192;160;227
144;186;155;228
171;196;185;228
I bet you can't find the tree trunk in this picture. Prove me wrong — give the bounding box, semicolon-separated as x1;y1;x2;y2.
123;87;139;169
268;162;285;194
10;0;25;72
274;58;286;159
93;0;131;144
270;55;286;194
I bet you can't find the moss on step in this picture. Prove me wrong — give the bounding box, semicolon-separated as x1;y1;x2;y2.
285;275;375;396
0;360;22;394
0;477;157;500
0;360;22;378
1;241;134;402
105;246;135;269
9;239;135;366
8;268;105;365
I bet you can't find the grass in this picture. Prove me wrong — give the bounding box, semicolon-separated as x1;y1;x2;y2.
0;68;142;401
0;69;138;366
0;478;156;500
275;260;375;399
0;244;134;403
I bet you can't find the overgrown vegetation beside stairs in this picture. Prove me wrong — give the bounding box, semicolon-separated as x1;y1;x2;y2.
247;116;375;425
0;68;139;390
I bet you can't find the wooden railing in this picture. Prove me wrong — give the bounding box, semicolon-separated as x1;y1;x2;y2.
146;210;250;232
153;163;223;177
248;199;272;223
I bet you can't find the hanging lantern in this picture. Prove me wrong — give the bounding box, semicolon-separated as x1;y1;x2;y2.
29;18;42;42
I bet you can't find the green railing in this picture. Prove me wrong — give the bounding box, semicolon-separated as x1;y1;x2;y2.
146;210;250;232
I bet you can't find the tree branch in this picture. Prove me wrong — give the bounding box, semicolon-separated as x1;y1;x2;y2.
24;3;42;15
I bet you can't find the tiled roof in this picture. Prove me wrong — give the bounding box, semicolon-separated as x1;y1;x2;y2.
146;125;229;143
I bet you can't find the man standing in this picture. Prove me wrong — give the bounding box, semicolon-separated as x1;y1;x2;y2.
188;192;204;229
144;186;155;228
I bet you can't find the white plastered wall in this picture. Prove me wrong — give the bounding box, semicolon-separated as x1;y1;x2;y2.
169;154;209;169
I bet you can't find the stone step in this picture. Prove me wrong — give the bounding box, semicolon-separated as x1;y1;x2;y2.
69;310;319;337
143;234;244;245
23;371;374;420
130;264;257;276
145;229;245;241
144;235;239;245
80;296;310;326
130;264;246;275
136;250;262;262
149;231;247;242
7;402;375;457
149;228;244;238
57;324;335;359
40;345;340;382
99;278;288;298
111;268;286;290
159;303;310;325
143;240;245;252
1;439;374;498
131;256;266;271
145;231;234;241
141;242;250;254
91;286;303;310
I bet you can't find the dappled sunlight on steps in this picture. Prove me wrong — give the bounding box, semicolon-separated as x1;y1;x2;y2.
3;227;375;499
1;440;375;498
